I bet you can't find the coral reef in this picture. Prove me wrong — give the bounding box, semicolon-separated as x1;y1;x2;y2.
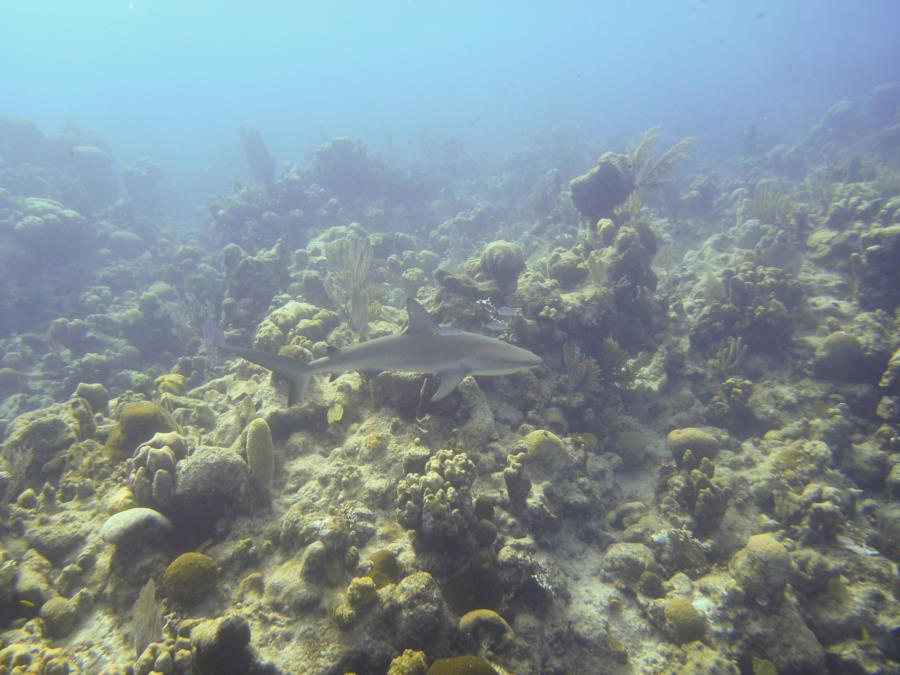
2;94;900;673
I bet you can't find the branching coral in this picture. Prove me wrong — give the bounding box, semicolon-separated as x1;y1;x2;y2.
396;449;478;549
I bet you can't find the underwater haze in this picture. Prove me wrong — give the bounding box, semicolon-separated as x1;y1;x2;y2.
4;1;899;210
2;1;900;674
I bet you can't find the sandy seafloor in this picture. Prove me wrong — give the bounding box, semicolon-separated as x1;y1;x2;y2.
1;89;900;675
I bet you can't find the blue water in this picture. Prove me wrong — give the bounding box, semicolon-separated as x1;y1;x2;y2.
4;1;898;213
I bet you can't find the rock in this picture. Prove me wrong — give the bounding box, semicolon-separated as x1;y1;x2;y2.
2;399;94;489
602;542;655;584
744;604;826;674
100;507;172;545
812;332;866;382
40;596;77;638
191;614;276;675
74;382;110;413
393;572;451;651
29;522;87;565
174;446;249;518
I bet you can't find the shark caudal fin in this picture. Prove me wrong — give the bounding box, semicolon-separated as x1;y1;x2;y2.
218;344;312;404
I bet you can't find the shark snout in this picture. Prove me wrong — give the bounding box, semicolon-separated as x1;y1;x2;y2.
522;350;543;368
508;344;543;369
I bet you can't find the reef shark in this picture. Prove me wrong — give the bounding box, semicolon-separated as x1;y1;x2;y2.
219;299;543;403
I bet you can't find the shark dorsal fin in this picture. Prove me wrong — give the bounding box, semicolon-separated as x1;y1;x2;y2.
405;299;438;335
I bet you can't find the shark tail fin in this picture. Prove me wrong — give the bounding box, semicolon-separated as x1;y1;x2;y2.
218;343;313;405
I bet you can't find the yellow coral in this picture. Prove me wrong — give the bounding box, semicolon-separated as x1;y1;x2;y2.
163;552;217;606
154;372;185;396
459;608;514;645
105;401;173;461
663;597;706;644
388;649;428;675
245;417;274;493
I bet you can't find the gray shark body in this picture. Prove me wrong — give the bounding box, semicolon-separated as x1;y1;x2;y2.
219;299;543;402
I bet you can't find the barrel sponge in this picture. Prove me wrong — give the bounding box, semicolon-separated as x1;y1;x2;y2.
105;401;173;461
163;552;217;605
245;417;274;492
479;240;525;291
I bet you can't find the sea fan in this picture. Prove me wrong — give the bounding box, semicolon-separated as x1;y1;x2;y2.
630;128;695;190
132;578;162;657
325;230;374;338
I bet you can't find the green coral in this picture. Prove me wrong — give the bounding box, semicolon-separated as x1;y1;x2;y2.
427;655;498;675
730;534;791;607
333;576;379;628
163;552;217;606
663;597;706;644
522;429;574;477
459;608;514;649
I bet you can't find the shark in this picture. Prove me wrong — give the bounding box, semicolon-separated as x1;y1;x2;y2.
219;298;543;403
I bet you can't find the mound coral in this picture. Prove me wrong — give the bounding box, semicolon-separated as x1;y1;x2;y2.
106;401;174;462
163;552;217;606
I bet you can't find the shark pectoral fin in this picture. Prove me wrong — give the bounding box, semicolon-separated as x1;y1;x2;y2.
430;371;467;402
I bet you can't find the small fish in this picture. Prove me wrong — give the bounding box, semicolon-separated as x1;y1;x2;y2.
482;319;508;332
496;306;519;318
835;533;880;557
19;599;35;608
